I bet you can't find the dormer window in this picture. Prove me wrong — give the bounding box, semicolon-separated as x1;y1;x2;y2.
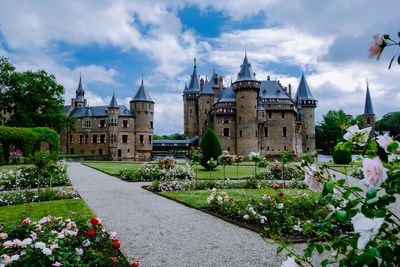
109;116;118;126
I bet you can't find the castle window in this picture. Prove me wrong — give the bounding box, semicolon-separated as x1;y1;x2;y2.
93;134;98;144
190;109;192;115
100;134;106;143
69;135;73;144
79;135;83;144
255;130;258;137
99;149;103;155
109;116;118;126
123;120;128;128
240;130;243;137
268;112;272;118
100;120;106;128
110;133;117;143
264;127;268;137
207;101;209;104
205;120;207;126
267;146;270;151
142;103;144;108
228;147;230;152
205;109;207;114
223;128;229;137
367;118;370;124
122;135;128;143
148;135;152;144
150;121;153;128
282;127;287;137
307;147;310;151
82;120;91;128
85;135;89;144
284;146;287;150
71;148;74;154
306;135;309;140
139;135;144;144
281;112;285;118
223;117;229;124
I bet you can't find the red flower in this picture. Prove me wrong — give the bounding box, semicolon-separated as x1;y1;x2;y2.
131;260;140;267
113;239;121;249
294;154;297;157
87;230;96;237
319;212;324;217
279;192;284;197
90;217;99;226
110;256;117;263
292;150;295;153
273;185;280;190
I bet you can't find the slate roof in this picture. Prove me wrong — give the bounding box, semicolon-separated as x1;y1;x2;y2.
216;86;236;103
63;105;71;114
75;76;85;102
185;58;200;92
236;52;257;82
199;78;214;96
210;70;219;88
109;93;118;107
66;105;134;118
364;83;374;115
132;79;153;102
294;73;315;101
260;80;291;100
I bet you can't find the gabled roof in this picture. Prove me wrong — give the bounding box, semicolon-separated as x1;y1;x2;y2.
75;75;85;102
132;78;153;102
260;80;291;100
364;83;374;115
185;58;200;92
109;93;119;107
199;78;215;96
216;86;236;103
67;105;134;118
236;52;257;82
294;73;315;101
84;106;92;117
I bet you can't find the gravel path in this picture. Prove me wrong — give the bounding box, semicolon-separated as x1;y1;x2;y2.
68;163;326;267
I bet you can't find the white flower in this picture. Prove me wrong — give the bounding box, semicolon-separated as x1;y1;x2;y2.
10;254;19;262
109;232;117;240
42;247;52;256
304;165;323;192
343;125;371;145
206;196;214;204
281;256;299;267
351;213;384;249
34;242;46;250
376;134;393;153
277;203;284;209
76;248;83;255
82;239;91;247
243;214;249;220
260;216;267;224
327;204;335;211
20;238;32;248
362;157;387;188
343;125;360;141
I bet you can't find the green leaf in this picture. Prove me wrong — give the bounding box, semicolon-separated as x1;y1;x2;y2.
336;210;347;222
374;208;386;218
351;186;363;192
325;181;335;193
367;197;379;204
337;179;346;186
315;244;324;254
277;246;283;254
324;211;335;221
389;55;395;69
387;142;399;153
366;188;377;199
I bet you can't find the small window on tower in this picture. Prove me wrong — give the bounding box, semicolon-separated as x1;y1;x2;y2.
148;135;152;144
281;112;285;118
240;130;243;137
223;128;229;137
268;111;272;118
223;117;229;124
93;134;98;144
150;121;153;128
306;135;309;140
122;135;128;143
367;118;370;124
123;120;128;127
264;127;268;137
282;127;287;137
139;135;144;144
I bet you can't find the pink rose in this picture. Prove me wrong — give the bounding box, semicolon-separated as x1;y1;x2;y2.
3;241;14;248
368;34;386;60
362;157;387;188
304;165;323;192
0;233;8;239
1;254;10;264
376;134;393;153
30;232;37;240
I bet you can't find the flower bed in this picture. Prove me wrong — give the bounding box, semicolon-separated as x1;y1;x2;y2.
0;162;70;191
0;213;138;266
0;187;78;207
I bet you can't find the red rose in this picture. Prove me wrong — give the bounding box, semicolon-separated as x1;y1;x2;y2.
294;154;297;157
110;256;117;263
131;260;140;267
273;185;280;190
292;150;295;153
113;239;121;249
90;218;99;226
319;212;324;217
279;192;284;197
87;230;96;237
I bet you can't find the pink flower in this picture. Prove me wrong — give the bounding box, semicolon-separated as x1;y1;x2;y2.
13;239;21;247
368;34;386;60
3;241;14;248
362;157;387;188
30;232;37;240
376;134;395;153
0;233;8;239
52;262;62;266
67;221;76;229
50;244;59;251
1;254;10;264
304;165;323;192
22;217;31;225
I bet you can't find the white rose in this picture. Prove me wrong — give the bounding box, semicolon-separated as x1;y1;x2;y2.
351;213;384;249
362;157;387;188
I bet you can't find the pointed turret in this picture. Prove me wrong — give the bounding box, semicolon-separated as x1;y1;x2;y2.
236;51;257;82
76;74;85;103
186;58;200;91
199;78;214;96
132;78;153;102
109;93;118;108
295;72;315;101
363;83;374;115
84;106;92;117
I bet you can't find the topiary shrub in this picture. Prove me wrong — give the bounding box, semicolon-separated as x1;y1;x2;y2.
332;149;352;164
199;128;222;169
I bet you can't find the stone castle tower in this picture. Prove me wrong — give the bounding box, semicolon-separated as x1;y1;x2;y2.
362;82;375;138
182;53;317;157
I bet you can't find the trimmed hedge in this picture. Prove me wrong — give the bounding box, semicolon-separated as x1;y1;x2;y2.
332;149;352;164
0;143;3;165
0;126;59;162
199;128;222;169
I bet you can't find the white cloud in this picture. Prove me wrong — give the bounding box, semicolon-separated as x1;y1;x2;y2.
152;93;183;135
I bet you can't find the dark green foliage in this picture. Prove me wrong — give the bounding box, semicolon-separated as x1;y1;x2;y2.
332;149;352;164
377;145;388;163
376;112;400;140
0;143;3;165
153;134;164;140
350;114;363;128
199;128;222;169
316;110;350;153
0;126;59;162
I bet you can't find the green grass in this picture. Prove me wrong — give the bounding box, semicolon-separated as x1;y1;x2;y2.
0;199;93;228
83;161;258;179
0;165;30;171
59;154;94;157
161;188;316;208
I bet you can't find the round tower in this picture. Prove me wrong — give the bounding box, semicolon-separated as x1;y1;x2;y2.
130;79;154;160
233;53;261;158
198;77;215;137
183;58;200;139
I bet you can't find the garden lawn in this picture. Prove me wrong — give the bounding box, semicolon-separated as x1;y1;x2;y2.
0;199;93;228
83;162;143;175
0;165;29;171
161;188;317;208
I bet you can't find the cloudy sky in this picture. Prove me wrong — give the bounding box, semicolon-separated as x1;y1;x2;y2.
0;0;399;135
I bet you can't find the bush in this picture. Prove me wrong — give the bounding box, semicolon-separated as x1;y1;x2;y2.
120;162;193;182
377;144;388;162
0;143;3;165
199;128;222;169
332;149;352;164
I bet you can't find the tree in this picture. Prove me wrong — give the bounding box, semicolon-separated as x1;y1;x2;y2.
0;57;68;133
62;116;77;154
153;135;165;140
315;110;350;153
350;114;363;128
376;112;400;139
199;128;222;169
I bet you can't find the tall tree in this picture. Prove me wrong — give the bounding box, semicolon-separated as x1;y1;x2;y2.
376;112;400;139
316;109;350;153
350;114;363;128
0;57;68;132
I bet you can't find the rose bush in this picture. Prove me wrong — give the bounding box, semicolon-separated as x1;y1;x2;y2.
8;150;24;165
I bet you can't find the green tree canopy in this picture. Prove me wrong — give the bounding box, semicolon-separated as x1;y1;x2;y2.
376;112;400;139
153;134;165;140
316;109;350;153
199;128;222;169
350;114;363;128
0;57;68;133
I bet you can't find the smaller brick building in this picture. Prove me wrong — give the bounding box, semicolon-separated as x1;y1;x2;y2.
60;76;154;160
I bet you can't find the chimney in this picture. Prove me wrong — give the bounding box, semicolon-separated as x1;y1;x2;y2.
288;84;292;98
219;75;223;90
283;86;287;92
200;78;204;91
267;75;270;81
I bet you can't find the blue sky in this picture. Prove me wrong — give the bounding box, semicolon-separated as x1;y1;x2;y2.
0;0;399;135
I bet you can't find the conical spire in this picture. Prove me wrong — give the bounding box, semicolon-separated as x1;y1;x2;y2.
109;92;118;108
295;72;315;101
132;78;153;102
363;82;374;115
200;77;214;96
76;74;85;102
236;51;257;82
186;58;200;91
210;69;219;88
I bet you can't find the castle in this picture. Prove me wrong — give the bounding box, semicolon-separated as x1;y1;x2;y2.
183;54;317;157
60;76;154;160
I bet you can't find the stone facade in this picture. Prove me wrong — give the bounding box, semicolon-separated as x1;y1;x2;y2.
183;54;317;157
60;77;154;160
